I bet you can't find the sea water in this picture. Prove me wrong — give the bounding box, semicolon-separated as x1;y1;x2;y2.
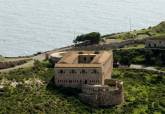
0;0;165;56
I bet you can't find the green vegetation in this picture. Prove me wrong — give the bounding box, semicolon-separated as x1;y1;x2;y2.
112;68;165;114
114;49;145;65
122;44;145;50
114;49;165;66
0;55;5;62
104;21;165;40
0;60;165;114
73;32;101;44
150;21;165;35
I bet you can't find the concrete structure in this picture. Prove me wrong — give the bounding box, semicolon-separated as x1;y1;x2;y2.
48;52;66;64
54;51;124;107
145;37;165;48
54;51;113;88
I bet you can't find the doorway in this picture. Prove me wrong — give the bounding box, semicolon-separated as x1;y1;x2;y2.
85;80;87;84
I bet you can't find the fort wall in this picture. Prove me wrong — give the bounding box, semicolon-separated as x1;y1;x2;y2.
145;39;165;48
55;67;102;88
73;39;145;50
54;51;113;88
79;79;124;107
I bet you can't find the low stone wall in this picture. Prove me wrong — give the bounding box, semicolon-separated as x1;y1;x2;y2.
74;39;146;50
0;59;31;69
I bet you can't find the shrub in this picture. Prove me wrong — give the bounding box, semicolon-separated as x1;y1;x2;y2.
73;32;101;44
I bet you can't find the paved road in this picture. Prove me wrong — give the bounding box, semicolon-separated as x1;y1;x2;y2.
130;64;165;74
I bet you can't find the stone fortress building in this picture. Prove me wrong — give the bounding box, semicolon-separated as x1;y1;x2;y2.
54;51;113;87
54;51;124;107
145;36;165;48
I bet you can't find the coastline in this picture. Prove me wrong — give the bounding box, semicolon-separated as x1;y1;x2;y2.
1;21;165;58
1;45;73;58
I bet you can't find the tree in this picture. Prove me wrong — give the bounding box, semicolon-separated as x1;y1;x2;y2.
73;32;101;44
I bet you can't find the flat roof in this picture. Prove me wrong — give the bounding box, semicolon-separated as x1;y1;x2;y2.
55;51;112;68
50;52;66;58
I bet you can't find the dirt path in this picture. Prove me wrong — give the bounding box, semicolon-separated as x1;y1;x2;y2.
0;46;72;73
0;60;34;72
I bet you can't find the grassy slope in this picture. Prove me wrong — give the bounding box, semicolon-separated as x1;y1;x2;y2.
0;61;165;114
103;21;165;40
